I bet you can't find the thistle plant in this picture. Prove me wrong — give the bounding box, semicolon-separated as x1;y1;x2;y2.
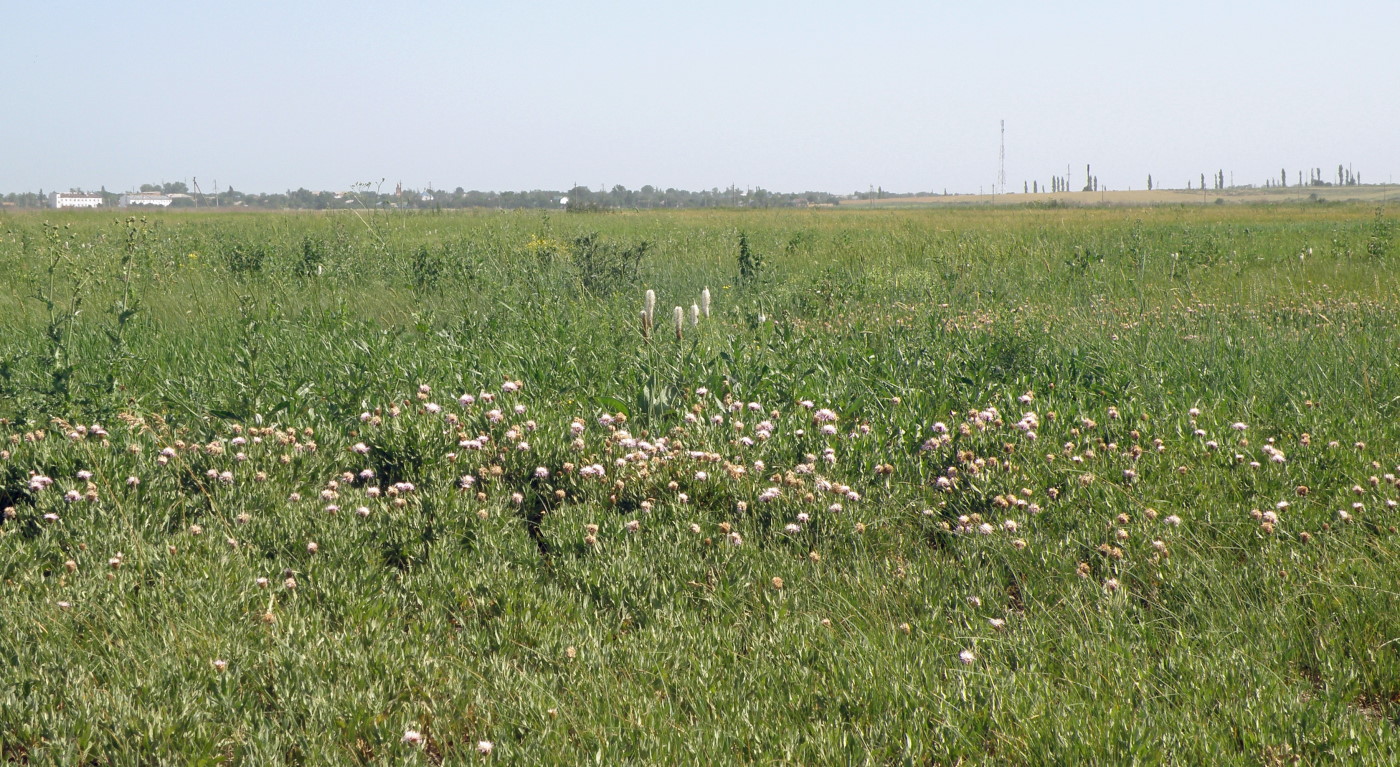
33;221;90;411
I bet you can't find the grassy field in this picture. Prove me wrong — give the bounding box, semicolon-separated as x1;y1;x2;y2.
1;203;1399;764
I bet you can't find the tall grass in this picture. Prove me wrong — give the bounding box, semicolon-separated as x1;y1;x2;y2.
0;204;1397;764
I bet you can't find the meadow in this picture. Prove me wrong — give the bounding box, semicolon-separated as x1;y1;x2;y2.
1;202;1398;765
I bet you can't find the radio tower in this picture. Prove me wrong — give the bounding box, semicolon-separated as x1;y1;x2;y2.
998;120;1007;195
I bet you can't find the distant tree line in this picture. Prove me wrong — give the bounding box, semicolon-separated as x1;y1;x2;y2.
1;183;841;210
1;166;1381;210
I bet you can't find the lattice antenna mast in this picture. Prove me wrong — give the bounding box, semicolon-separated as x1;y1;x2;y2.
997;120;1007;195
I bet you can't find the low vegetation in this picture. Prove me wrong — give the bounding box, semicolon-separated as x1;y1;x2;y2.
1;204;1397;764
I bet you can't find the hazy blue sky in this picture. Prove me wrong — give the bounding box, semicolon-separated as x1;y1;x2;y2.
4;0;1397;195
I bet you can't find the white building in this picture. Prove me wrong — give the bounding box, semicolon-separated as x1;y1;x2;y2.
119;192;173;208
50;192;104;208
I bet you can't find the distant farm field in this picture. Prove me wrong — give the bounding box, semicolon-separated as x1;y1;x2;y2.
2;204;1399;764
838;183;1400;209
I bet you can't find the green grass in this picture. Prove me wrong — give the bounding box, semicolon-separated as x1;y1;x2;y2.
1;204;1398;764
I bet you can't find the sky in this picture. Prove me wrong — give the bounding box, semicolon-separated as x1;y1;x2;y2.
3;0;1398;196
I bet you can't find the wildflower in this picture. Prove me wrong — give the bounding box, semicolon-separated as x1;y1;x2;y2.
352;442;370;455
477;740;494;756
989;618;1006;631
771;576;784;590
256;577;270;588
1103;577;1121;593
1164;515;1182;526
727;531;744;547
959;649;976;665
307;541;319;554
57;601;72;610
403;730;424;746
213;659;228;672
625;520;640;533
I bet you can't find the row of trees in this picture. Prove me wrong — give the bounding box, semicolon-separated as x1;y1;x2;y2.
0;184;841;211
1;167;1379;209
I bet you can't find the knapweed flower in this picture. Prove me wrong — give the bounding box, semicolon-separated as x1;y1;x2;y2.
959;649;976;665
477;740;494;755
402;730;424;746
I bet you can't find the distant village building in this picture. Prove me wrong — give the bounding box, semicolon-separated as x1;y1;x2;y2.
50;192;104;208
119;192;173;207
